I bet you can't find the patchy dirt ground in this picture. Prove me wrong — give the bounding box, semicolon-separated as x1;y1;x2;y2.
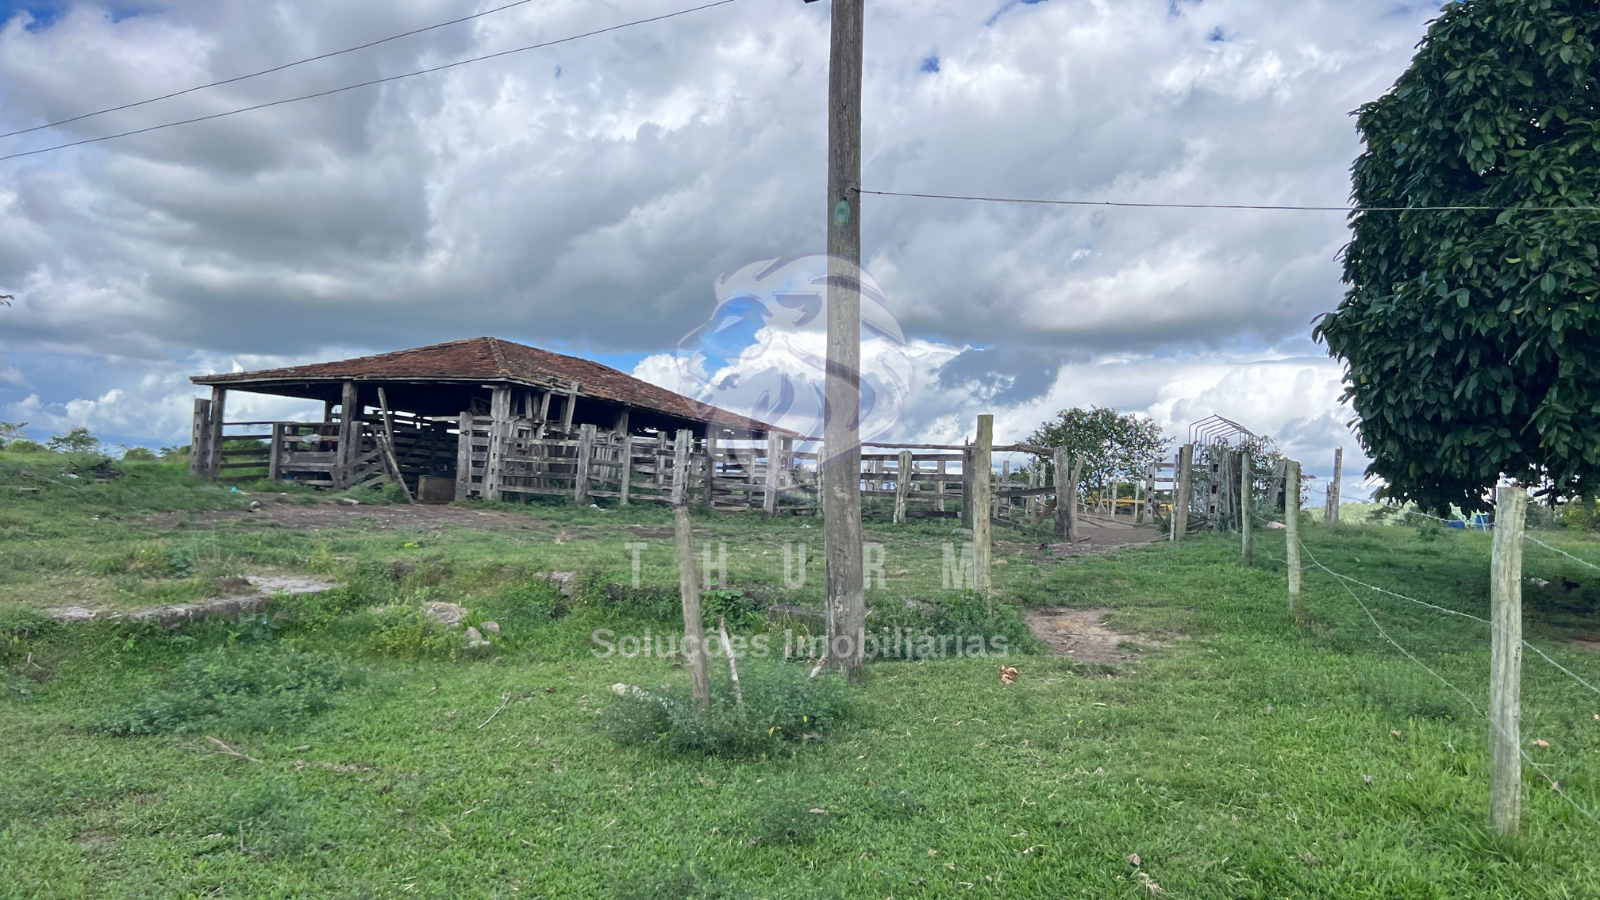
142;500;552;533
47;574;339;626
1022;606;1161;665
999;518;1165;560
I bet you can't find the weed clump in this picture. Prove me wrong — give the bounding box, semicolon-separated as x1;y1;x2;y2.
364;604;462;660
600;659;851;757
95;646;356;735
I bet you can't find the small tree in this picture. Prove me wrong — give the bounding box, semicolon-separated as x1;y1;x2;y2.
48;427;100;453
0;421;27;449
1027;407;1173;491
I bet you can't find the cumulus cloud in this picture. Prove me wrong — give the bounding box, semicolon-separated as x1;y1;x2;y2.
0;0;1440;478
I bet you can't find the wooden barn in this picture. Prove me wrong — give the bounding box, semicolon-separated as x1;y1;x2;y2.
189;337;799;508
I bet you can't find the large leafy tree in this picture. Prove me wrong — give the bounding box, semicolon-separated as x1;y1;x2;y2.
1027;406;1172;490
1315;0;1600;511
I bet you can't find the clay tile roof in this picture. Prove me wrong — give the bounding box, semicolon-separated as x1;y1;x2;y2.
193;337;782;432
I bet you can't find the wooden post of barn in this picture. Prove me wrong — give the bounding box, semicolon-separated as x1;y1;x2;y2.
1324;447;1344;525
206;386;228;479
1489;485;1528;837
1172;444;1194;541
894;449;912;524
559;381;578;432
455;412;474;500
189;398;212;478
936;458;947;512
1286;460;1303;617
973;415;994;595
1240;452;1254;565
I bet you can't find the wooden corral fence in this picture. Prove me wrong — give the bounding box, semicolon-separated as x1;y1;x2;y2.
192;395;1204;528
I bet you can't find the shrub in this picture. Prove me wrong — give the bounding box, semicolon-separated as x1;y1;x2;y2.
121;446;158;461
95;646;355;735
864;591;1038;660
3;439;44;453
600;659;851;757
478;580;566;632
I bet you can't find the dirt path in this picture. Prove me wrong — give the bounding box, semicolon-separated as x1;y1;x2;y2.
1022;607;1160;665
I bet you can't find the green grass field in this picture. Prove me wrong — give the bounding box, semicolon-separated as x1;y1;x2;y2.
2;452;1598;898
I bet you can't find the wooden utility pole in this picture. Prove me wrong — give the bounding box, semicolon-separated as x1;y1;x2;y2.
1324;447;1344;525
819;0;867;678
973;415;994;595
1489;485;1527;836
1286;460;1303;617
1240;451;1253;565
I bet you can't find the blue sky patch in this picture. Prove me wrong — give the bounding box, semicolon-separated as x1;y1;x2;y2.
0;0;63;30
920;54;940;74
1208;25;1226;42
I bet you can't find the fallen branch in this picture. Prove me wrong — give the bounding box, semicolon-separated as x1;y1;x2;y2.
205;736;261;762
808;657;828;679
477;692;510;729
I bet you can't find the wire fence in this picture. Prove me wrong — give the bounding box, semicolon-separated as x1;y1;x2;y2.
1233;484;1599;832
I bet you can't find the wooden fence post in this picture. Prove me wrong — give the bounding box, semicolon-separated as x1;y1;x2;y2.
893;449;912;524
960;443;974;529
189;398;211;478
1172;444;1194;541
762;434;779;516
973;415;993;595
1490;485;1527;836
1241;451;1254;566
1053;447;1070;541
1286;460;1303;617
704;428;719;509
936;458;947;512
1325;447;1344;525
573;423;595;505
670;429;692;507
674;505;711;711
619;434;634;506
1143;464;1157;524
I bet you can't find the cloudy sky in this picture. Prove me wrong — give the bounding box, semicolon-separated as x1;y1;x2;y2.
0;0;1446;495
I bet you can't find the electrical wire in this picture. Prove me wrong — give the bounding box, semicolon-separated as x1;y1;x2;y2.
856;189;1600;214
0;0;545;140
0;0;739;164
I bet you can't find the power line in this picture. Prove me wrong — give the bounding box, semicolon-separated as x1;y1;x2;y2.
0;0;739;164
856;189;1600;214
0;0;545;141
